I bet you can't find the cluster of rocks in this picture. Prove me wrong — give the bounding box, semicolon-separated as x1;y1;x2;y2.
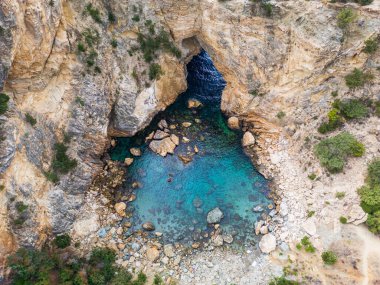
146;119;180;157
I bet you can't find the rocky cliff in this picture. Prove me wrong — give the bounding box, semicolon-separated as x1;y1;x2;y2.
0;0;379;282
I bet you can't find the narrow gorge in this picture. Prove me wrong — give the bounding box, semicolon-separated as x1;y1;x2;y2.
0;0;380;284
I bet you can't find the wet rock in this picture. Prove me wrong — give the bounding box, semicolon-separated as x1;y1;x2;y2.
242;131;255;147
132;242;141;251
187;99;202;109
154;130;170;140
130;148;142;156
207;207;224;224
169;124;176;130
170;134;180;146
182;137;190;143
146;131;155;141
253;205;264;212
149;138;176;156
182;122;192;128
142;221;155;231
163;244;175;257
155;232;163;237
158;119;168;130
259;233;276;253
114;202;126;217
227;117;239;130
111;139;117;147
194;145;199;153
146;246;160;262
195;118;201;124
255;220;264;235
178;154;193;164
222;234;234;244
192;242;201;249
124;157;134;166
212;235;224;246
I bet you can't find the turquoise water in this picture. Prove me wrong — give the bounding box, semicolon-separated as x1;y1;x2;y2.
110;51;270;246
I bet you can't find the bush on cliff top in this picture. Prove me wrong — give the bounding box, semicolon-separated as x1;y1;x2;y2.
314;132;365;173
345;68;373;89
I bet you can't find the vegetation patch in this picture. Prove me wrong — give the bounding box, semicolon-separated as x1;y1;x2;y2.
358;158;380;234
321;251;338;265
269;276;300;285
345;68;373;89
85;3;102;23
296;236;316;253
314;132;365;173
363;38;378;54
0;93;10;115
337;8;357;29
339;216;347;224
54;234;71;249
25;113;37;126
7;246;148;285
276;111;286;120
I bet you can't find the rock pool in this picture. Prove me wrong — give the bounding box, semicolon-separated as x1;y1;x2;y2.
110;51;271;246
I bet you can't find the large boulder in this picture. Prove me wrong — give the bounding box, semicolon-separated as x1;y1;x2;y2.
207;207;224;224
146;246;160;262
142;221;155;231
242;131;255;147
259;233;276;253
114;202;126;217
227;117;240;130
149;137;176;156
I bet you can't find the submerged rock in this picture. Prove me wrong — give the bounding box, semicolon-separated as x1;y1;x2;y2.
124;157;134;166
242;131;255;147
227;116;239;130
193;197;203;208
149;137;176;156
182;122;192;128
130;147;142;156
187;99;203;109
207;207;224;224
170;134;180;145
223;234;234;244
212;235;224;247
182;137;190;143
153;130;170;140
259;233;276;253
178;154;193;164
158;119;168;130
142;221;155;231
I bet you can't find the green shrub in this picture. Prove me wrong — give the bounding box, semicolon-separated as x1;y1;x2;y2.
108;11;116;23
339;216;347;224
318;108;343;134
111;39;118;48
366;211;380;234
0;93;10;115
83;29;100;48
25;113;37;126
307;210;315;218
269;276;300;285
321;251;338;265
308;173;317;180
132;15;140;22
52;143;77;174
44;171;59;183
54;234;71;249
276;111;286;119
86;50;98;67
7;248;55;285
345;68;373;89
15;202;28;213
334;99;369;119
153;274;163;285
367;158;380;187
314;132;365;173
149;63;163;80
85;3;102;23
337;8;357;29
261;2;273;17
335;191;346;199
301;236;316;253
363;38;378;54
356;0;373;5
78;42;86;52
331;91;338;97
358;185;380;214
76;96;85;106
375;101;380;117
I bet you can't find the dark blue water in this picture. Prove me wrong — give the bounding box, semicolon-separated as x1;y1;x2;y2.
110;51;270;246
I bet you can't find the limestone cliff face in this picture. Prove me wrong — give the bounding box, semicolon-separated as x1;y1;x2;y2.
0;0;379;273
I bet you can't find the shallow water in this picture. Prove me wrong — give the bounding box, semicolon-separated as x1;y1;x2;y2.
110;51;271;246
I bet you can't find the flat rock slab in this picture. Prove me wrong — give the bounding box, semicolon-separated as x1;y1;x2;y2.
149;137;176;156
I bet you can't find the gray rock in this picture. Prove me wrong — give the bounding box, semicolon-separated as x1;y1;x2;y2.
163;244;175;257
207;207;224;224
259;233;276;253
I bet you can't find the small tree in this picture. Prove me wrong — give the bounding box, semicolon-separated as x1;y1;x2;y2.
337;8;357;29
